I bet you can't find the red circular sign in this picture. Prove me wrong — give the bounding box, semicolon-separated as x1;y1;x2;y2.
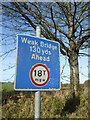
30;64;50;86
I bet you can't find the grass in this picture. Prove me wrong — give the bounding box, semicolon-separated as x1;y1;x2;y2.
1;81;89;119
1;82;70;91
1;82;14;91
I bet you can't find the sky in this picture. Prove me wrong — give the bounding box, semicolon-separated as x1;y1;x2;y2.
0;24;88;84
0;2;89;84
1;40;88;84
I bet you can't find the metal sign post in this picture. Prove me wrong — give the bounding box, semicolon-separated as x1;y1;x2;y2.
35;26;41;120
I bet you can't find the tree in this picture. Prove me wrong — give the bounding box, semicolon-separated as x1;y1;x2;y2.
1;2;90;96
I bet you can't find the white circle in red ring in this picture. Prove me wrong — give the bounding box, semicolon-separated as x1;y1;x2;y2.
30;64;50;86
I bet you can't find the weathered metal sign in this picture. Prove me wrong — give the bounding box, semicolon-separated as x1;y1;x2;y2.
14;35;60;90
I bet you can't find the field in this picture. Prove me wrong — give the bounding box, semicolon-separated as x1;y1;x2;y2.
0;81;89;119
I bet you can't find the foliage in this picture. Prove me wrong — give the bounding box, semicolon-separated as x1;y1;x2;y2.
1;82;89;119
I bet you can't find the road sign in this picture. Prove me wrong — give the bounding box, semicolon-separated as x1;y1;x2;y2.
14;35;60;91
30;63;50;86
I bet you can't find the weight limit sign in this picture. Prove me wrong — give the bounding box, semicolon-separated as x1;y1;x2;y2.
30;64;50;86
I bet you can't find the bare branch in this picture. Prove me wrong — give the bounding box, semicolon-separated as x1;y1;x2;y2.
0;47;16;58
77;32;90;51
50;6;57;38
74;2;88;26
12;2;36;29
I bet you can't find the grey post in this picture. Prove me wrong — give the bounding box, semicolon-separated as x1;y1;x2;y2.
35;26;41;120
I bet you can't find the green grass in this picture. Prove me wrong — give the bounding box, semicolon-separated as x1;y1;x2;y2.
1;82;14;91
1;82;70;91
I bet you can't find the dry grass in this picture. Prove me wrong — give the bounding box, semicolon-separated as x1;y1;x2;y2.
1;81;89;119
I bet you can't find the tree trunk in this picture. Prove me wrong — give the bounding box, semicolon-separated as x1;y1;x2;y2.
69;51;80;96
67;2;80;97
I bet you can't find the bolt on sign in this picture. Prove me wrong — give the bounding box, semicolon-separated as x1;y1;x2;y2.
14;35;61;91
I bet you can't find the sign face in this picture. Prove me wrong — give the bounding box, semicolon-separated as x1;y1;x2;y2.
14;35;60;91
